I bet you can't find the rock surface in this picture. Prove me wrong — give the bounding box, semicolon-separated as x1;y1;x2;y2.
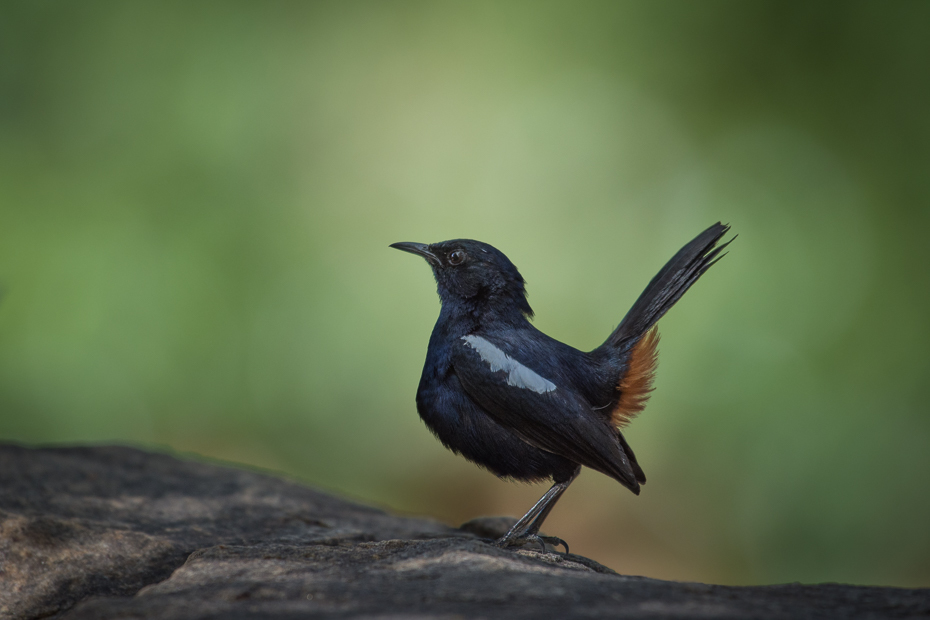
1;444;927;619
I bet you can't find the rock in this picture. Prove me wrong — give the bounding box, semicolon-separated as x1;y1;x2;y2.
458;515;519;540
0;444;452;619
1;444;927;619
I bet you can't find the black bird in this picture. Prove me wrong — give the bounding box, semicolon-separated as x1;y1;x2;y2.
390;223;731;551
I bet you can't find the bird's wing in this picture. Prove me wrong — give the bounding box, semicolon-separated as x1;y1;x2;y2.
450;334;640;491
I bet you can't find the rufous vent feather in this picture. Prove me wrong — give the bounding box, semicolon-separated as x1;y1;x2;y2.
611;327;659;428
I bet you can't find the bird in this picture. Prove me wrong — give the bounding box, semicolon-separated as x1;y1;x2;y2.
390;223;731;552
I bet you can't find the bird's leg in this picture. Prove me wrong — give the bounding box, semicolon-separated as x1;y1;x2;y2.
495;466;581;553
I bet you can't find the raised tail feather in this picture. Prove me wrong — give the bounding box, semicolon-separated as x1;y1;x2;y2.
597;223;730;491
603;222;730;431
605;222;731;353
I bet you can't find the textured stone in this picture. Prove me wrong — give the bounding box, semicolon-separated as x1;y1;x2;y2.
0;445;451;619
1;444;927;619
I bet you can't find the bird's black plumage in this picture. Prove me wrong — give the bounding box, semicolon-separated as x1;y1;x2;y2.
391;223;731;550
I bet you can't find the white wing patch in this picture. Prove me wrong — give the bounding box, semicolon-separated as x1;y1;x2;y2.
461;335;557;394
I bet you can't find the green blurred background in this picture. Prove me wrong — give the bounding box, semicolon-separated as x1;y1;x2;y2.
2;1;929;587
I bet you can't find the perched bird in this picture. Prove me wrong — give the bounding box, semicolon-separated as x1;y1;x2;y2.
390;223;731;551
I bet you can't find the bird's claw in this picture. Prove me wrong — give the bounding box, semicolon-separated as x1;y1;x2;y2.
538;534;570;554
493;533;569;554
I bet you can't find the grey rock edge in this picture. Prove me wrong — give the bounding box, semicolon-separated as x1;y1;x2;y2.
0;445;926;620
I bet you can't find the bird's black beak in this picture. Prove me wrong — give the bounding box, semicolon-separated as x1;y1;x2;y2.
390;242;440;265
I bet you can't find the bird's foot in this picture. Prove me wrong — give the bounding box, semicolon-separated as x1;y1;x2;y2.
494;533;569;554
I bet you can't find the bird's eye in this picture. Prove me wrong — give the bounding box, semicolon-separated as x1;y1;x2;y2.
448;250;466;265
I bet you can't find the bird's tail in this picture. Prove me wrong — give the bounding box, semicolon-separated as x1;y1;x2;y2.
603;222;731;355
595;223;730;490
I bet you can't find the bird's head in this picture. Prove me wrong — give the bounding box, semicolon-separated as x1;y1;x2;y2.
390;239;533;320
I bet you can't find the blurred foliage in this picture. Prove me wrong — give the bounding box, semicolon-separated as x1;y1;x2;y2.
1;1;929;586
